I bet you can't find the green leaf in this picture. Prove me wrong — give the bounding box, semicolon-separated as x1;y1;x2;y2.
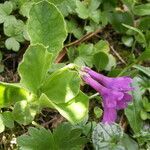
122;0;135;10
121;36;134;47
0;114;5;133
76;0;89;19
53;122;86;150
77;43;94;67
123;24;147;47
72;27;84;39
13;100;38;125
49;63;66;74
120;134;139;150
92;123;124;150
18;44;52;95
76;0;101;23
99;11;109;27
27;1;67;59
137;49;150;62
4;16;25;38
13;0;31;7
5;37;20;51
133;65;150;77
93;52;109;71
0;82;29;108
0;1;13;23
2;111;14;129
66;19;84;39
125;77;143;133
140;109;148;120
79;121;96;136
105;54;116;71
49;0;77;17
94;40;110;52
23;25;30;41
19;1;34;17
41;68;80;104
17;123;85;150
74;57;86;66
88;0;102;12
142;97;150;112
138;16;150;31
90;10;101;24
94;106;103;118
109;11;133;33
17;127;56;150
133;3;150;16
40;91;89;124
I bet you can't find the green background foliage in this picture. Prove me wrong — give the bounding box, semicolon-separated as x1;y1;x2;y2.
0;0;149;149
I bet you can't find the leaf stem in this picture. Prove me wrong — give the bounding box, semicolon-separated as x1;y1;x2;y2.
89;93;99;99
32;121;43;128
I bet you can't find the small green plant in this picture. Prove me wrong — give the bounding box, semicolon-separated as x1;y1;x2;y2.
0;0;150;149
17;122;86;150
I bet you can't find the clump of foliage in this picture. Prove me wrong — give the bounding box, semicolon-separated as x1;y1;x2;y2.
0;0;150;149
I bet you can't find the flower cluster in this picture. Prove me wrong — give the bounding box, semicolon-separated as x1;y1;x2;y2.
81;67;133;124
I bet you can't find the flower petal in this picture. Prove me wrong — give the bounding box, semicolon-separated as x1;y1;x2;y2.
83;67;133;92
107;77;134;92
103;90;124;108
102;107;117;124
116;93;132;109
82;73;124;107
123;93;132;102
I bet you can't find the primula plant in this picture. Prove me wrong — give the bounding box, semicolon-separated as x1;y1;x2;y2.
0;0;150;150
81;67;133;124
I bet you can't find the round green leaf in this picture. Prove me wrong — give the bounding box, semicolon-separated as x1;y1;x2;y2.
27;1;67;59
122;36;134;47
133;3;150;16
5;37;20;52
4;16;25;37
41;68;80;104
105;54;116;71
76;0;89;19
0;1;13;23
138;17;150;31
0;82;29;108
13;100;37;125
39;91;89;124
2;111;14;128
18;44;52;94
109;11;133;33
94;40;110;52
94;106;103;118
140;109;148;120
92;123;123;150
93;52;109;71
19;2;34;17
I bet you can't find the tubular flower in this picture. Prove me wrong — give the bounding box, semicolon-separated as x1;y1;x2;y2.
81;69;133;124
83;67;133;92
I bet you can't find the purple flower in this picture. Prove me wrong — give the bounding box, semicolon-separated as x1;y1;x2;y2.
81;70;133;124
102;107;117;123
116;93;132;109
83;67;133;92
